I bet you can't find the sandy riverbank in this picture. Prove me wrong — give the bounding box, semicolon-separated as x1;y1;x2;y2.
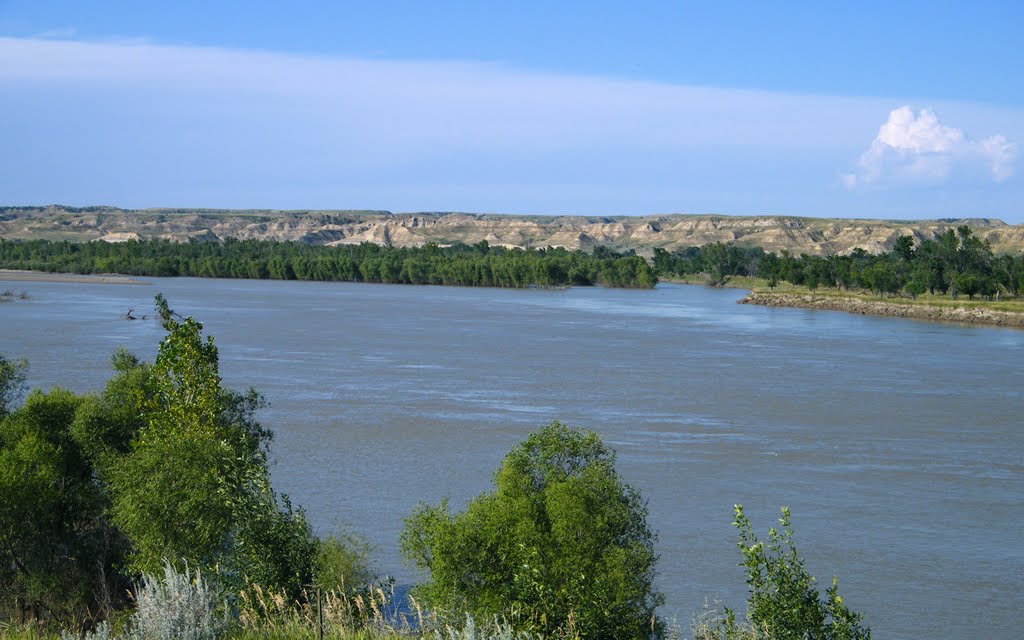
739;291;1024;329
0;270;147;285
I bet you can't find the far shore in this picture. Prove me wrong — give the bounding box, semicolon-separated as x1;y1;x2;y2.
739;291;1024;329
662;275;1024;329
0;270;147;285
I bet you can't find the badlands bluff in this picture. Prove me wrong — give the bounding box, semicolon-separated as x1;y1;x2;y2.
3;206;1024;256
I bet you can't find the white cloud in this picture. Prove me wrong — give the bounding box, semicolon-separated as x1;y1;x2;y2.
982;134;1017;181
842;106;1017;188
0;36;889;155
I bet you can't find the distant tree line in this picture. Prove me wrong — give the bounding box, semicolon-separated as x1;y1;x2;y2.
654;226;1024;300
6;227;1019;300
0;239;656;289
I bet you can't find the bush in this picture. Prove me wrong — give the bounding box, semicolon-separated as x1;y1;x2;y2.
0;353;27;417
315;531;376;592
401;421;662;639
60;563;222;640
432;614;537;640
0;387;129;625
707;506;870;640
123;562;222;640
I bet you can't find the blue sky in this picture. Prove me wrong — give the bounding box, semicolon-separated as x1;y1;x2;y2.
2;1;1023;221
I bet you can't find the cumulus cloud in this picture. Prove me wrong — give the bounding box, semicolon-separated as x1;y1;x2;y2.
842;106;1017;188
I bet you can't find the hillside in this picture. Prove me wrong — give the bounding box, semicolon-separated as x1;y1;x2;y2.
3;206;1023;256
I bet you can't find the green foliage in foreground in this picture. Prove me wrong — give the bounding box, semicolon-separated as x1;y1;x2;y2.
107;294;318;595
695;507;870;640
0;297;370;628
0;239;657;289
5;563;534;640
0;385;132;625
401;422;663;640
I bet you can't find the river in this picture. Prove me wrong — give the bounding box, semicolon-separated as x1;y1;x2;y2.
1;277;1021;639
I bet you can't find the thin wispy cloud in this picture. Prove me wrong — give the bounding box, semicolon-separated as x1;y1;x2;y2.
0;36;883;153
842;106;1017;189
33;27;78;40
0;36;1021;218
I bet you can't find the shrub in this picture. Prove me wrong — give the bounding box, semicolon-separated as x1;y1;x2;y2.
315;530;376;592
61;621;113;640
709;506;870;640
123;562;222;640
432;614;537;640
401;421;662;639
0;387;129;625
0;353;28;417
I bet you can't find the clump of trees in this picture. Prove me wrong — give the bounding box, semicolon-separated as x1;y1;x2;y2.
654;226;1024;300
0;239;657;289
0;297;364;629
654;244;767;287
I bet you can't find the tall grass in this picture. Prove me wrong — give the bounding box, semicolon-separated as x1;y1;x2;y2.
31;562;547;640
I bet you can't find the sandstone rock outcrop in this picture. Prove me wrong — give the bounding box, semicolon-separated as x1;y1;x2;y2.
3;206;1023;256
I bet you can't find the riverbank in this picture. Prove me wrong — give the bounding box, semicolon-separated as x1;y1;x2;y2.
0;270;147;284
660;275;763;289
739;291;1024;329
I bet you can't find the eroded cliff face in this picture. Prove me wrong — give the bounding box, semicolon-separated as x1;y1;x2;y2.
3;206;1022;256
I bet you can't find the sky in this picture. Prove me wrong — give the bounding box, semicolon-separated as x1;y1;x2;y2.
1;1;1023;222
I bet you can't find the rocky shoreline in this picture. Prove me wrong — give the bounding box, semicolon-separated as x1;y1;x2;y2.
738;292;1024;329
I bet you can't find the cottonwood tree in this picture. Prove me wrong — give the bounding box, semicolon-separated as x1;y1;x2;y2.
106;295;316;596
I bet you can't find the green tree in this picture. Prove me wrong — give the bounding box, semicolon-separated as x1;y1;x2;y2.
703;242;733;286
106;295;316;597
315;531;376;592
952;273;980;300
892;235;916;262
401;421;662;639
903;276;927;300
865;262;900;298
0;388;129;625
758;253;782;289
106;295;243;574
